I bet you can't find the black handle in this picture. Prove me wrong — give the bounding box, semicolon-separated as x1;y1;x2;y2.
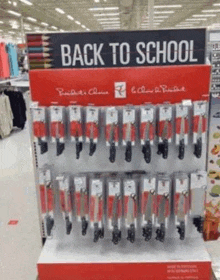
157;143;164;155
194;137;202;158
38;138;48;155
76;141;83;159
177;221;185;240
125;141;132;162
162;139;168;159
46;215;54;237
56;139;65;156
109;142;116;163
142;220;152;241
142;140;151;163
178;139;185;160
127;224;135;243
156;223;165;242
112;225;121;245
93;223;104;242
89;139;96;156
65;216;72;235
81;217;88;236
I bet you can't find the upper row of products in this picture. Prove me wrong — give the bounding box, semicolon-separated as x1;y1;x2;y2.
32;100;208;163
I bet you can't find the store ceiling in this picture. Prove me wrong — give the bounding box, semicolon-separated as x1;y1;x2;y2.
1;0;220;42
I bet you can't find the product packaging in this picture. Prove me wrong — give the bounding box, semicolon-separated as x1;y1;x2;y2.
157;105;173;159
74;175;89;236
69;105;83;159
141;174;156;241
105;107;119;163
57;174;72;235
140;105;155;163
85;107;99;156
89;177;104;242
122;107;136;162
50;106;65;156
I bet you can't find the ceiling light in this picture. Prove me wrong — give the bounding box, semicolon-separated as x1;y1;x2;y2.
213;3;220;6
51;26;58;30
94;0;100;2
185;18;207;21
81;25;86;28
25;27;31;30
27;17;37;22
86;28;90;31
203;9;220;12
154;5;182;8
103;27;120;29
19;0;32;5
41;22;48;26
89;7;119;11
60;29;64;32
75;20;81;25
8;1;12;3
55;8;65;14
154;16;169;18
13;2;17;6
97;17;119;21
8;10;21;16
67;15;74;20
0;21;3;24
9;31;15;34
93;13;120;16
154;11;174;14
193;14;216;17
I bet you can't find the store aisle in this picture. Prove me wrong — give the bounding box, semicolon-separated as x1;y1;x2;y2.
0;120;42;280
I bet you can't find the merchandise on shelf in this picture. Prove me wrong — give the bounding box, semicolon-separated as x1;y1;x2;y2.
85;107;99;156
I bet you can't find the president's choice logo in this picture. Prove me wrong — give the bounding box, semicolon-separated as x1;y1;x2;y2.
114;82;126;98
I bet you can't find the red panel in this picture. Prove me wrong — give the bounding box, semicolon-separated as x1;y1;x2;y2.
38;261;212;280
29;65;211;107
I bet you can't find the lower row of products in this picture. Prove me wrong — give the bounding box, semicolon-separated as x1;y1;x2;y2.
39;169;207;244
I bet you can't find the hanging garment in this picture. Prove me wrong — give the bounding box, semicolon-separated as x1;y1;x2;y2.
4;90;27;129
0;94;13;138
7;44;19;77
0;43;10;79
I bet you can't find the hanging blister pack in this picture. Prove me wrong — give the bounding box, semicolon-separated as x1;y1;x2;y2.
69;105;83;159
107;178;122;245
157;105;172;159
140;105;155;163
89;178;104;242
39;168;54;237
190;170;207;233
86;107;99;156
32;106;48;154
124;178;137;243
193;101;208;159
105;107;119;163
174;173;190;240
155;175;171;242
57;175;72;235
141;175;156;241
122;107;136;162
50;106;65;156
175;103;189;160
74;176;89;236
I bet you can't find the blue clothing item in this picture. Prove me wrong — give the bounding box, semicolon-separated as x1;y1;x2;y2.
7;44;19;77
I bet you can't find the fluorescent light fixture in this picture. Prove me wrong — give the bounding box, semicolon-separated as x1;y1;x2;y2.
154;5;182;8
60;29;64;32
86;28;90;31
193;14;216;17
41;22;49;26
97;17;119;21
89;7;119;11
143;19;164;22
93;13;120;16
13;2;17;6
9;31;15;34
186;18;207;21
75;20;81;25
8;1;12;3
213;3;220;6
25;27;31;30
51;26;58;30
81;25;86;28
154;15;169;18
154;11;174;14
55;8;65;14
67;15;74;20
19;0;32;5
202;9;220;12
27;17;37;22
99;21;120;24
0;21;3;24
8;10;21;16
103;27;120;29
94;0;100;2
